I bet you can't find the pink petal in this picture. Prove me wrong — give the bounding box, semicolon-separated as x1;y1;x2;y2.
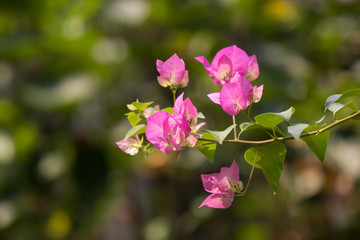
146;111;175;154
207;92;220;105
163;114;192;151
157;76;170;88
192;122;206;133
183;97;198;123
219;82;252;116
219;160;239;188
161;53;186;85
173;93;191;134
173;92;185;119
214;55;233;83
253;85;263;103
156;60;164;75
212;45;249;77
178;70;189;88
116;138;139;155
199;193;234;209
246;55;259;81
185;134;198;147
195;56;221;85
201;173;222;193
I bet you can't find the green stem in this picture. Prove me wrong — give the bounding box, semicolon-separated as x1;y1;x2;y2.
243;148;258;193
172;88;177;103
198;110;360;146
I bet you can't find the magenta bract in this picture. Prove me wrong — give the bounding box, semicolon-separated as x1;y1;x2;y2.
219;73;253;115
199;161;241;209
116;137;141;155
195;45;251;85
252;84;264;103
156;53;189;89
146;93;204;154
245;55;259;81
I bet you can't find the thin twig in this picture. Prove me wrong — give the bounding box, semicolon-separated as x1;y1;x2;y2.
233;115;237;140
198;110;360;146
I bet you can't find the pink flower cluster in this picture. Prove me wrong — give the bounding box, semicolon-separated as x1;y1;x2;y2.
196;45;263;115
145;93;204;154
156;54;189;89
200;161;242;209
117;45;263;209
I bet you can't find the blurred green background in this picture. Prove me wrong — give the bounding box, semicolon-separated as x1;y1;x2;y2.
1;0;360;239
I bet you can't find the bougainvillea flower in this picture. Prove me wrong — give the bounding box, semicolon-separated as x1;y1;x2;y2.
199;161;242;209
146;93;204;154
245;55;259;81
116;136;142;155
195;45;250;85
252;85;264;103
146;111;181;154
156;53;189;89
219;73;253;115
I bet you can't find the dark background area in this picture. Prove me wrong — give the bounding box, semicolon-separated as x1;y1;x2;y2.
0;0;360;239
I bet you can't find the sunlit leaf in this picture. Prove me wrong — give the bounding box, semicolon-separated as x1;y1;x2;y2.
132;101;153;111
125;124;146;139
324;94;342;112
328;101;358;119
197;132;217;163
162;107;174;114
288;123;309;141
302;124;329;162
197;112;206;119
126;112;141;127
244;142;286;193
207;124;236;144
274;107;295;123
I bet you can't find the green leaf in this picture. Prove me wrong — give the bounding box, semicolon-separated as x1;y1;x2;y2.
126;112;141;127
162;107;174;114
244;142;287;193
197;112;206;119
288;123;309;141
340;88;360;99
302;124;329;162
207;124;236;144
196;132;217;163
239;122;284;137
255;113;284;128
324;94;342;112
328;101;358;119
132;101;153;111
274;107;295;123
125;124;146;139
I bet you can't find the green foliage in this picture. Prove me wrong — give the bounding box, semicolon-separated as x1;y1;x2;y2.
126;112;142;127
287;123;309;141
207;124;236;144
302;125;330;162
196;132;217;163
132;101;153;111
274;107;295;124
244;142;287;193
162;107;174;114
239;122;284;137
124;124;146;139
255;113;284;128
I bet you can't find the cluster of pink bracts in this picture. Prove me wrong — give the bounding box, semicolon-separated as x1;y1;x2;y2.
117;45;264;208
